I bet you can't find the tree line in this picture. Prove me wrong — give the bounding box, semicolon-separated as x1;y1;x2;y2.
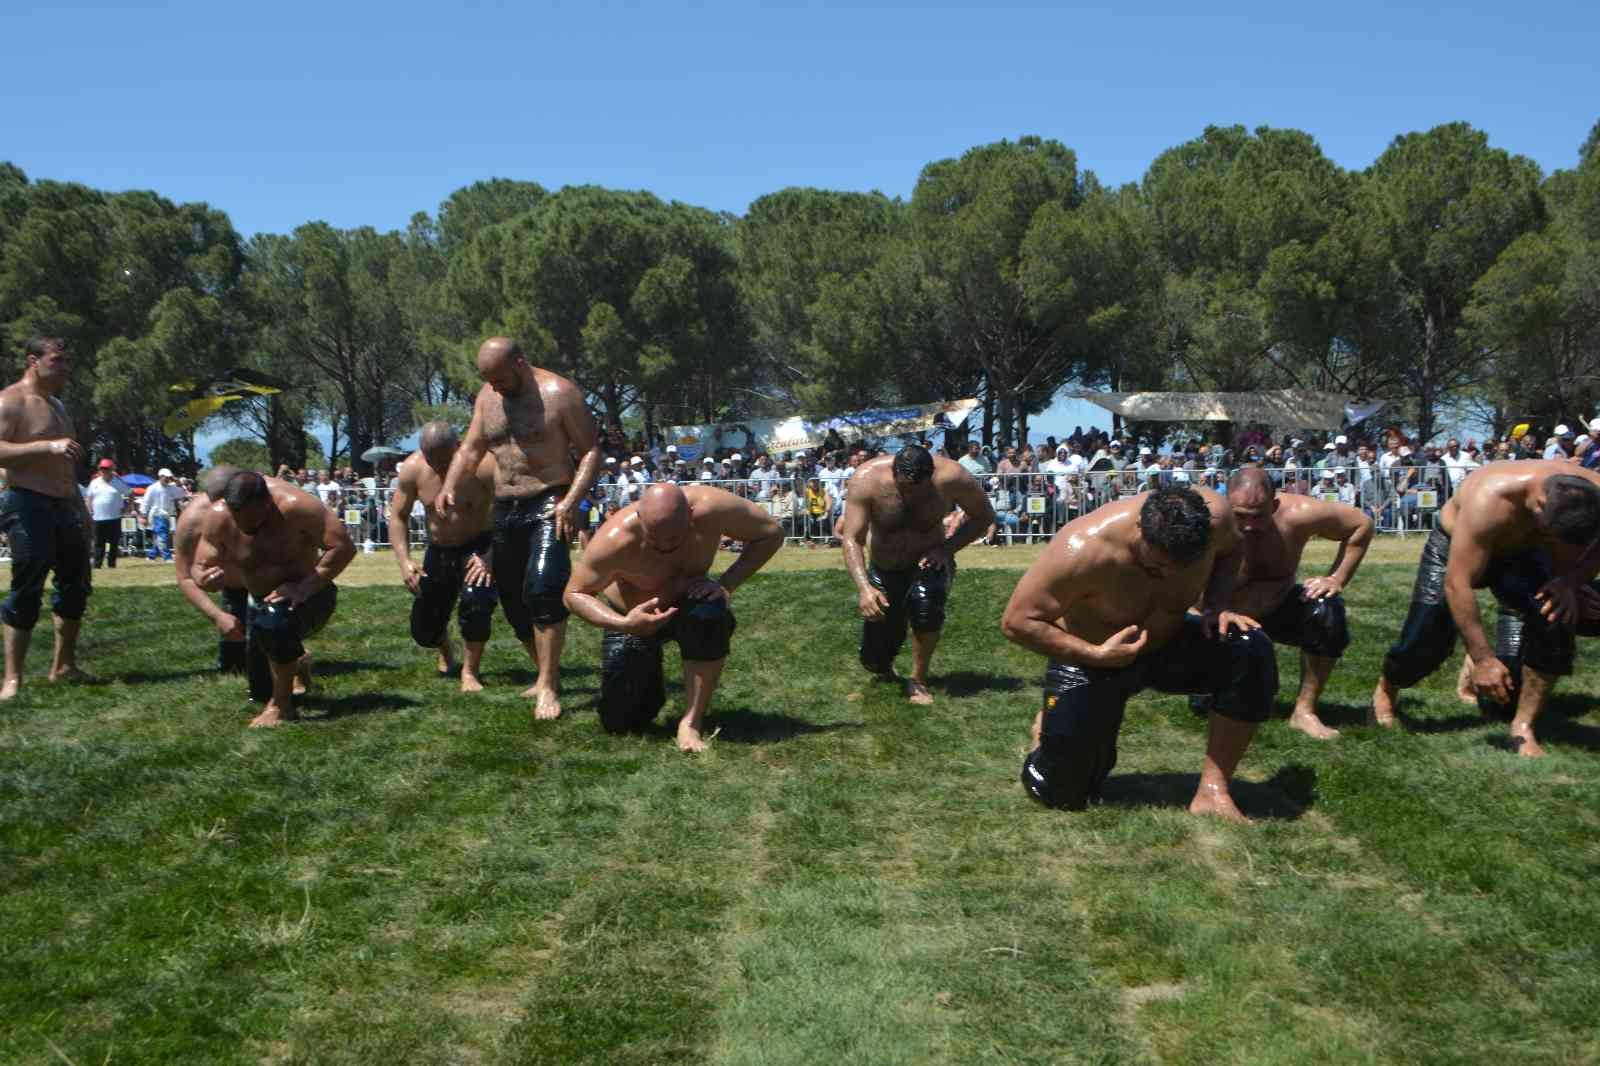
2;118;1597;475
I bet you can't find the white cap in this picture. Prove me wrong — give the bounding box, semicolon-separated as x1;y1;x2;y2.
1138;446;1152;456
1555;424;1572;436
1399;446;1413;457
629;456;643;466
1056;445;1069;454
1204;467;1218;476
604;456;616;464
1589;418;1600;435
1110;439;1123;447
666;444;678;453
731;452;742;461
158;468;174;478
1290;439;1304;448
1321;470;1335;480
1324;441;1337;450
1335;434;1348;445
674;458;686;466
702;457;714;465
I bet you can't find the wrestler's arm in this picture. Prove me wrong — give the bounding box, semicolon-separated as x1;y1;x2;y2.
387;460;423;588
712;494;784;595
439;389;490;508
172;508;234;631
1443;496;1507;664
555;381;603;536
295;494;357;595
1305;500;1375;597
562;529;676;634
838;476;876;594
940;463;995;557
1001;539;1135;666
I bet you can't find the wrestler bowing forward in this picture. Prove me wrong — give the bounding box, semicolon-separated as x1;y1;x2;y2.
1192;468;1374;739
563;484;783;753
1373;460;1600;756
839;444;993;704
1003;486;1276;823
439;338;603;720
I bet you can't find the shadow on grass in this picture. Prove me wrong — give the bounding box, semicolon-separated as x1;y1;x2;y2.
297;692;420;721
1100;763;1315;820
500;665;596;686
115;666;223;685
306;659;394;679
1305;701;1379;730
940;670;1026;697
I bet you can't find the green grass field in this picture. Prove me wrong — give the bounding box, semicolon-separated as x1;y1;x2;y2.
4;544;1600;1064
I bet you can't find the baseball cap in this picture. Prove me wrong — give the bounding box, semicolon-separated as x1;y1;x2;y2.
702;457;714;465
666;444;678;453
1290;439;1304;448
1324;441;1337;450
1321;470;1335;480
1555;424;1572;436
1110;440;1122;448
158;468;174;478
1589;418;1600;435
98;458;114;469
604;456;616;464
1138;446;1152;456
730;452;743;461
1335;435;1348;445
629;456;643;467
1399;446;1413;457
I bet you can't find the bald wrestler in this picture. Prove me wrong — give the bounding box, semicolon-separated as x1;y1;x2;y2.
389;422;498;692
1196;468;1373;739
172;464;269;697
439;337;603;720
563;483;783;753
211;471;356;727
1003;486;1276;822
839;444;994;704
1372;460;1600;756
0;336;93;699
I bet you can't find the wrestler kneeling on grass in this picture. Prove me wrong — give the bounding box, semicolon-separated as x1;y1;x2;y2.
562;483;783;753
1002;486;1275;823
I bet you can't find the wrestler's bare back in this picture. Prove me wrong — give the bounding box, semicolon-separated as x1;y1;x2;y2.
476;368;584;499
401;452;494;546
1439;459;1600;558
585;488;744;611
0;378;80;497
1027;495;1228;651
201;482;327;598
852;456;967;569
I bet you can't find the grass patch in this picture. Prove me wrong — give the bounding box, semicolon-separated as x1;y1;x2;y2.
4;542;1600;1063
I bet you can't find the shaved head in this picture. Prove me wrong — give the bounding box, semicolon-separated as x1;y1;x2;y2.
476;336;527;396
1227;466;1275;505
200;464;240;500
638;483;690;550
419;420;459;453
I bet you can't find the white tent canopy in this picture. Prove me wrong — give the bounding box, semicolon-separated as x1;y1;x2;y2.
1065;390;1353;430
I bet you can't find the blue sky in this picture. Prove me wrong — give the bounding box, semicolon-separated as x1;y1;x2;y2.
6;0;1596;452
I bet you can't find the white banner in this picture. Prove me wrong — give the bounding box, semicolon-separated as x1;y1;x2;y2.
665;399;979;461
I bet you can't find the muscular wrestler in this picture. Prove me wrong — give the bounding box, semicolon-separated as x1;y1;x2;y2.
1372;460;1600;756
1003;486;1275;823
214;471;356;727
0;337;92;699
172;465;265;694
439;338;603;720
1199;468;1373;739
563;483;783;752
839;444;994;704
389;422;498;692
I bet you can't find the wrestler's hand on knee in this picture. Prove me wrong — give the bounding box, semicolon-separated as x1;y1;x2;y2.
859;586;891;622
1472;656;1514;703
686;577;729;606
1093;625;1148;668
463;554;492;587
1302;576;1343;599
1535;578;1578;624
1203;608;1260;640
622;597;676;636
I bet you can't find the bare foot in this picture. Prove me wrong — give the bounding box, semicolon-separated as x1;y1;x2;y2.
906;678;934;706
1455;659;1477;705
1509;724;1546;758
47;666;93;683
1287;710;1340;740
437;641;458;676
292;656;312;697
531;687;562;721
249;700;298;729
459;671;484;694
0;679;18;702
677;718;709;753
1188;784;1253;824
1370;678;1399;727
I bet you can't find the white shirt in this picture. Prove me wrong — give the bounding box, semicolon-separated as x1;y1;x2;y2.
1441;451;1478;486
1338;483;1357;506
1041;458;1071;495
1544;440;1568;460
698;467;715;481
140;481;188;518
84;476;131;521
315;481;343;508
819;466;847;502
750;466;779;501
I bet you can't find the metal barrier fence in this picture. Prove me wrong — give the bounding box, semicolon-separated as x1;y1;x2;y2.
62;462;1474;563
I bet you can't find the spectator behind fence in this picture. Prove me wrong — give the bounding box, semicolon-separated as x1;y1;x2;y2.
805;476;831;542
84;458;131;569
140;468;188;561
